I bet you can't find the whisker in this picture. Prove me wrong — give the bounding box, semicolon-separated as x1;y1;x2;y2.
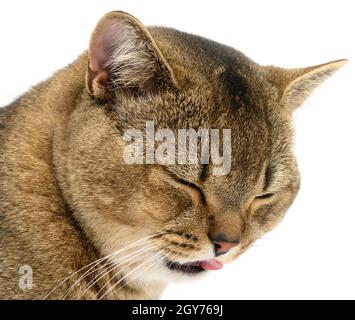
60;240;155;300
43;234;158;299
61;237;159;300
99;250;167;300
102;252;179;300
65;244;149;299
93;239;166;299
76;240;164;299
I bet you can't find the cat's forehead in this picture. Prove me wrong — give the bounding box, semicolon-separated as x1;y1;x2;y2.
149;26;266;91
148;27;276;121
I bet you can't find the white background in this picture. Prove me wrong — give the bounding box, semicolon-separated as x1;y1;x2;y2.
0;1;354;300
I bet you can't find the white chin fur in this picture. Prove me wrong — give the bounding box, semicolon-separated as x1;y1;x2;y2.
128;259;209;284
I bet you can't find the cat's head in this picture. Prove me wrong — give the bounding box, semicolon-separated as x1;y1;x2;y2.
58;11;346;285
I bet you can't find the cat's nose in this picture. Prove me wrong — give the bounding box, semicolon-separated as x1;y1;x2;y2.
212;235;240;256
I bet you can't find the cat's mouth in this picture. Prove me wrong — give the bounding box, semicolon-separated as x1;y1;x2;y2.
165;258;223;274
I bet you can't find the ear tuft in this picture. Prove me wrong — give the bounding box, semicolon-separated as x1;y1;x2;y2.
87;11;177;99
266;59;348;110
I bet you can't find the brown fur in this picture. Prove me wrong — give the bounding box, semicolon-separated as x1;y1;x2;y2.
0;11;346;299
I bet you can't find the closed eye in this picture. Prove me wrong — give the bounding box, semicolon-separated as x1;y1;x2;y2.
255;193;274;200
168;173;206;204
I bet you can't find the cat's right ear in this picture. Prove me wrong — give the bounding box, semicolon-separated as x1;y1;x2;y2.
86;11;178;100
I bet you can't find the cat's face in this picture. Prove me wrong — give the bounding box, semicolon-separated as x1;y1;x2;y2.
58;11;345;285
109;88;300;281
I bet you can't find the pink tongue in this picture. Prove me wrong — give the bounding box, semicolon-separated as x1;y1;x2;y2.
198;259;224;271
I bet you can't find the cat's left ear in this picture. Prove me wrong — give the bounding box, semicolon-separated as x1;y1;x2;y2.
266;59;348;111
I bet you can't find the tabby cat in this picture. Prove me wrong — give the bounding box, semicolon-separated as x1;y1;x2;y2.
0;11;346;299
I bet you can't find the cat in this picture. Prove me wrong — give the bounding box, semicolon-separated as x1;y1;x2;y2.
0;11;346;300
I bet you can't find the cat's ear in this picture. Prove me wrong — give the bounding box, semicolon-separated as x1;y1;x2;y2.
266;59;347;111
86;11;178;99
